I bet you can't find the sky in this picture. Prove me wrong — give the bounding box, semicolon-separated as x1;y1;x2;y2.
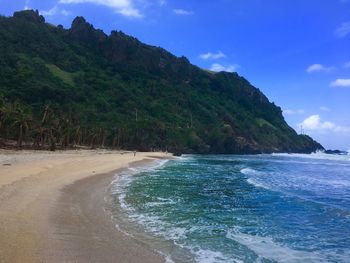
1;0;350;150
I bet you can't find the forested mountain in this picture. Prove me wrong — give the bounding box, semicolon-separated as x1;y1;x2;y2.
0;10;323;153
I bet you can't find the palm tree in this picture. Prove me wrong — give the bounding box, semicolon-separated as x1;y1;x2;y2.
0;100;10;134
11;103;32;148
40;105;51;148
58;116;71;148
72;124;81;146
89;127;100;149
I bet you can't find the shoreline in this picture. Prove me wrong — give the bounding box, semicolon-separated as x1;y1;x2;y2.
0;149;169;263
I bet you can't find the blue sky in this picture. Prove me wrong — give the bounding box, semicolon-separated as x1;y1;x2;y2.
1;0;350;150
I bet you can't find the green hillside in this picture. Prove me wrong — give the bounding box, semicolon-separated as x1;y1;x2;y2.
0;10;323;153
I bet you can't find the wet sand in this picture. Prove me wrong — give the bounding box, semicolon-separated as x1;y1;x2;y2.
0;150;167;263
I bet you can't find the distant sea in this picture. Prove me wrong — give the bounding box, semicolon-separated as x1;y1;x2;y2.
109;152;350;263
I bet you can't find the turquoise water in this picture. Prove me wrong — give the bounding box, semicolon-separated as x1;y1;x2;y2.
110;153;350;262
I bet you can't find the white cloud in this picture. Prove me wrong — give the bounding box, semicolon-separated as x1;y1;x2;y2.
117;7;141;17
335;22;350;38
61;9;72;16
59;0;142;18
159;0;166;6
173;9;194;15
41;6;58;16
344;61;350;68
40;6;72;16
299;115;350;134
306;64;334;73
210;63;239;73
330;78;350;87
283;109;305;115
24;0;30;10
320;106;330;112
200;51;226;60
299;115;335;131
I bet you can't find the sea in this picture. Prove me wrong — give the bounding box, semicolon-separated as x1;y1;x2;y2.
109;152;350;263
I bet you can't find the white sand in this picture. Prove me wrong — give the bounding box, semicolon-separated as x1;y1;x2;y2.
0;149;168;262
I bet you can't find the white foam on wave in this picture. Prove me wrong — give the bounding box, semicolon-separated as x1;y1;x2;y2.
111;158;169;192
226;230;326;263
110;158;172;215
145;197;176;208
262;157;350;167
240;167;262;176
159;251;176;263
111;161;242;263
246;178;270;190
127;223;244;263
108;158;178;261
240;168;273;191
273;151;350;162
189;247;243;263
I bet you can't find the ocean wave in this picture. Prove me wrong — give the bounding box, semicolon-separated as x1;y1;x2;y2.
109;154;350;263
145;197;176;208
240;167;262;176
246;178;271;190
272;151;350;162
110;165;186;262
189;247;242;263
226;230;326;263
240;168;273;191
266;159;350;167
112;176;240;263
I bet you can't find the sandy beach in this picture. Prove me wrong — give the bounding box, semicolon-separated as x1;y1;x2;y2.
0;149;168;263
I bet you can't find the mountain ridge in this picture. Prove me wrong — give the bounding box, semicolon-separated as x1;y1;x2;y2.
0;10;323;153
